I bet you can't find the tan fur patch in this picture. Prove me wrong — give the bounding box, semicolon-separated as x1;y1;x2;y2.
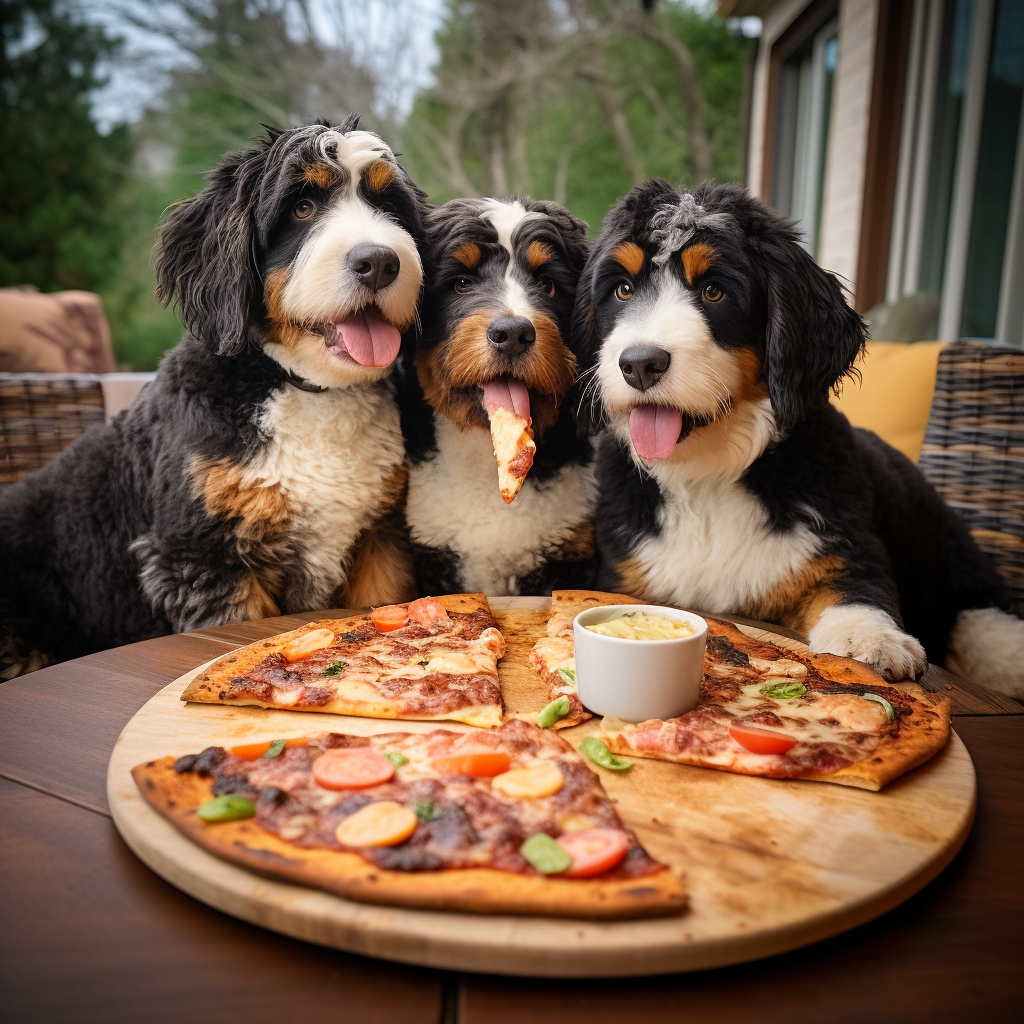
192;458;290;545
526;240;553;270
364;161;396;193
303;164;336;188
760;556;845;634
452;242;483;269
341;509;416;608
561;520;595;560
681;243;716;284
612;242;645;278
613;557;652;600
732;347;768;401
232;573;282;621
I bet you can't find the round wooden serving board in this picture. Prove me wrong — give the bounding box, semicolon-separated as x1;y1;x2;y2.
108;597;976;978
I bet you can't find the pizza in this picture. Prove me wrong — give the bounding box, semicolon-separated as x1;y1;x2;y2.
532;592;951;789
180;594;505;728
488;405;536;504
132;719;686;919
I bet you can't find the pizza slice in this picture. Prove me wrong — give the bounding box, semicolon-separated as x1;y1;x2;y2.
488;405;535;504
132;719;686;919
180;594;505;728
600;617;951;790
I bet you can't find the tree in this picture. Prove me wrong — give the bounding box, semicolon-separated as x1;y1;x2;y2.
0;0;131;291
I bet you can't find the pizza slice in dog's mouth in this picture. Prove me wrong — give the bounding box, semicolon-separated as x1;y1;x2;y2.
481;377;537;504
324;303;402;368
627;404;724;460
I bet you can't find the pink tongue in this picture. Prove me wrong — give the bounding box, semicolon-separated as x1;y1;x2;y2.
335;307;401;367
482;378;531;421
629;406;683;460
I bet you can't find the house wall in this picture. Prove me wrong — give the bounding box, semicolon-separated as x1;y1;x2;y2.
746;0;882;291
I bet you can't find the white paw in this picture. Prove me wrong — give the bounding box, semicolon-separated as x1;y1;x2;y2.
808;604;927;681
949;607;1024;699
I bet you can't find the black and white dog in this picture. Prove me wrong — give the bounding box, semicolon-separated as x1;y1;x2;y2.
0;117;427;673
575;179;1024;694
398;197;597;595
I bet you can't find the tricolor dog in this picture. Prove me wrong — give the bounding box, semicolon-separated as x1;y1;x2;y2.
574;179;1023;695
0;117;427;673
399;197;597;596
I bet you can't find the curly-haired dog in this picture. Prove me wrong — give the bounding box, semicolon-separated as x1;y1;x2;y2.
398;197;597;595
0;117;427;674
574;179;1023;694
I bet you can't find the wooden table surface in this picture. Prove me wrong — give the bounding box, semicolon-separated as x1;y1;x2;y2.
2;610;1022;1023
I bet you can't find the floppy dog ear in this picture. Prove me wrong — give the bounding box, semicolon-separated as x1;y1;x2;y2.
758;236;866;431
155;146;267;357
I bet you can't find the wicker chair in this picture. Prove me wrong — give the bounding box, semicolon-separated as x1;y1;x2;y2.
919;341;1024;604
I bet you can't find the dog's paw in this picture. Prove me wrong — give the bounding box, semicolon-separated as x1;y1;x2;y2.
808;603;927;681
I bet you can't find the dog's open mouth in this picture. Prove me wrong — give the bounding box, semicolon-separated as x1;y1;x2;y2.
628;405;721;460
325;304;401;368
480;377;533;424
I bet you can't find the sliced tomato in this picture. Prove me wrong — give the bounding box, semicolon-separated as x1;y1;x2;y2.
281;627;335;662
312;747;396;790
431;752;512;778
728;722;797;755
371;604;410;632
230;737;308;761
408;596;452;629
557;828;630;878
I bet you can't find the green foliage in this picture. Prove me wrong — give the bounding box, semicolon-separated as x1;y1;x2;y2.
0;0;131;292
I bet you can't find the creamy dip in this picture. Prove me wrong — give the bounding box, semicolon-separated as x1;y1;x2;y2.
584;610;695;641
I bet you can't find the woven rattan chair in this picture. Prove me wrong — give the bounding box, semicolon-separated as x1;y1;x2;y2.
919;341;1024;604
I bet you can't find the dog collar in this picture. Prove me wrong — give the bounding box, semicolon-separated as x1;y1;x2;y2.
284;370;328;393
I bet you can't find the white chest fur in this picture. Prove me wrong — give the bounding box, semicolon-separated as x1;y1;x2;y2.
634;467;821;615
252;384;404;607
407;418;596;595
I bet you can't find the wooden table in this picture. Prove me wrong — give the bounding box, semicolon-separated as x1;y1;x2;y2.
2;611;1022;1023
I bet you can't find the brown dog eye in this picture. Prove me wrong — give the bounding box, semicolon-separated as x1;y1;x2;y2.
539;277;555;298
702;283;723;302
615;282;633;301
454;277;472;294
294;200;316;220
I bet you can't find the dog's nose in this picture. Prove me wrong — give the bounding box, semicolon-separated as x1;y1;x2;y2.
347;244;400;291
487;317;536;356
619;345;671;391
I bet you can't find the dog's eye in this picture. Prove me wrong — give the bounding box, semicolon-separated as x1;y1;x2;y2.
453;277;473;294
293;200;316;220
615;282;634;301
702;283;724;302
539;277;556;298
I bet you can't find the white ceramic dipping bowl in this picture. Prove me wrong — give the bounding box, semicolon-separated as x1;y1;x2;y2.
573;605;708;722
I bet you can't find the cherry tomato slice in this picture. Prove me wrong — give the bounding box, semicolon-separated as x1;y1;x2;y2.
557;828;630;878
408;597;452;628
728;723;796;755
230;737;308;761
312;747;396;790
431;752;512;778
371;605;410;632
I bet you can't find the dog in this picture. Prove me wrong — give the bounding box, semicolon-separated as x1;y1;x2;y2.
0;117;427;674
397;196;597;595
573;179;1024;695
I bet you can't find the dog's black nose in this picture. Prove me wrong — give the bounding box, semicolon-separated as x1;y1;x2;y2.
347;244;400;291
619;345;671;391
487;317;536;356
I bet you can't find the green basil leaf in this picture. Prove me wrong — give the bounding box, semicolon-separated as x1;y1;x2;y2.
759;681;807;700
261;739;286;759
196;795;256;822
415;801;443;822
520;833;571;874
862;692;895;721
323;661;348;677
578;736;632;772
537;696;572;729
384;751;409;768
557;668;576;686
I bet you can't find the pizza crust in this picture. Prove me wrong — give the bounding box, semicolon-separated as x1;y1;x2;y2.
132;757;687;920
180;593;503;728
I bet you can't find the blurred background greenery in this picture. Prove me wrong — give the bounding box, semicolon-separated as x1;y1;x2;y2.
1;0;755;369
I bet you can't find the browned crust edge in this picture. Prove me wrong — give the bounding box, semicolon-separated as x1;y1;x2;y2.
132;757;687;920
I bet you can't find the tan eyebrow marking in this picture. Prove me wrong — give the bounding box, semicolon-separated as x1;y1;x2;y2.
451;242;482;269
682;243;716;284
612;241;645;277
302;164;336;188
364;160;396;193
526;240;553;270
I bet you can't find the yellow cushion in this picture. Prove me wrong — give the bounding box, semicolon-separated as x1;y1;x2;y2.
831;341;946;463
